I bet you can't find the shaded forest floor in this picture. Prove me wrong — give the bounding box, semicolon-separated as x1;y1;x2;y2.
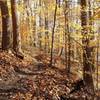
0;48;100;100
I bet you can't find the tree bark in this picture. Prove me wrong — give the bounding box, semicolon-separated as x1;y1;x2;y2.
11;0;21;52
44;14;49;53
80;0;94;94
50;0;57;66
0;1;11;50
64;1;71;74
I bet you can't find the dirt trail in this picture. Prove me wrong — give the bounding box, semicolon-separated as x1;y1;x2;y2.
0;49;99;100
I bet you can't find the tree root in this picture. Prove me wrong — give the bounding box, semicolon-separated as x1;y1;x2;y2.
14;66;44;76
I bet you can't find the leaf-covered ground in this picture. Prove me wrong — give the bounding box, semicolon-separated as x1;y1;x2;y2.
0;50;99;100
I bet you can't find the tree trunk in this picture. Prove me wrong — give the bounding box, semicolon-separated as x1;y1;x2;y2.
80;0;94;94
38;0;42;49
11;0;21;52
44;16;49;52
50;0;57;66
0;1;11;50
64;1;71;74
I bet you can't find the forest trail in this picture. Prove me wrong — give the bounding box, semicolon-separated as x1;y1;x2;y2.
0;49;99;100
22;46;100;91
0;50;77;100
0;0;100;99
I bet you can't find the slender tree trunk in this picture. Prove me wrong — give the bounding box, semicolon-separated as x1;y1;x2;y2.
64;6;68;73
96;27;100;98
58;0;61;7
44;16;48;53
38;0;42;49
11;0;21;52
50;0;57;66
64;1;71;74
67;32;71;73
0;1;11;50
81;0;94;94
